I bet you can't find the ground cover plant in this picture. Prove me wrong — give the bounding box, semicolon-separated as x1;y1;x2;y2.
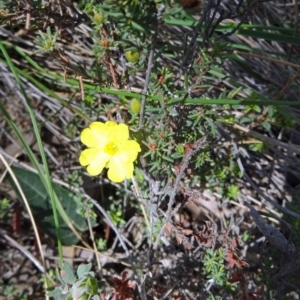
0;0;300;299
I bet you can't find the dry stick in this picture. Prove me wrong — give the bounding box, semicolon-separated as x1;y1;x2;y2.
232;142;298;256
275;69;300;101
162;283;179;299
287;0;299;62
88;197;130;257
138;4;165;130
234;50;300;69
153;136;208;250
0;229;45;273
214;0;259;42
227;122;300;155
175;0;214;85
0;230;56;284
232;141;300;219
244;202;296;254
206;0;221;39
138;34;156;130
25;12;30;30
131;176;151;233
79;75;85;101
0;153;50;300
86;207;102;274
109;62;119;89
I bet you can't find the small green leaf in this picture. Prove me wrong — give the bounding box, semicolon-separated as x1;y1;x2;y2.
47;287;62;297
86;278;98;295
262;121;271;131
226;185;239;200
162;155;173;163
205;117;216;137
77;264;92;278
8;166;93;245
240;116;254;124
227;86;242;99
250;142;267;152
131;20;147;33
62;261;76;285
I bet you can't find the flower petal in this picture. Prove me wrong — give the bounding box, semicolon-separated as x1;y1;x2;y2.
107;122;129;142
103;121;118;136
81;122;109;148
104;121;118;128
107;158;134;182
79;120;141;182
118;140;141;161
89;122;110;140
79;148;99;166
80;148;111;176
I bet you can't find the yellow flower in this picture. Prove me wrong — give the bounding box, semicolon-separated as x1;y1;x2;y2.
79;121;141;183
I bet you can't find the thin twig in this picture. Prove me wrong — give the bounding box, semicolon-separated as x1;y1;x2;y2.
244;202;296;254
88;196;130;257
275;69;300;101
138;34;157;130
214;0;259;42
131;176;151;233
234;50;300;69
153;136;208;250
0;229;45;273
175;0;214;85
228;123;300;155
86;206;102;275
138;5;165;130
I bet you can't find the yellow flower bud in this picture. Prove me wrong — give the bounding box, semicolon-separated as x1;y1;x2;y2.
130;98;141;114
125;50;140;63
93;13;104;25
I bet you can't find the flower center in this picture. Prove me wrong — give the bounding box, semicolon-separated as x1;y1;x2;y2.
104;141;118;155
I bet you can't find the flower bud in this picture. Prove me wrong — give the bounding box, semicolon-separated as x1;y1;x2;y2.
130;98;141;114
93;13;104;25
125;50;140;63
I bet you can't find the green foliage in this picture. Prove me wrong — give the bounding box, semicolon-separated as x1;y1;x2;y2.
34;27;59;53
108;203;125;227
207;292;217;300
48;262;104;300
65;171;96;220
249;142;268;152
272;107;298;129
285;186;300;247
41;268;57;290
7;166;94;245
96;238;107;251
226;185;239;200
1;0;300;299
0;198;10;219
203;248;228;286
0;279;28;300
